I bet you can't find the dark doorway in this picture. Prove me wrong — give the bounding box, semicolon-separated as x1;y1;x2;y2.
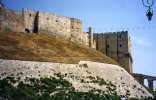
25;28;30;33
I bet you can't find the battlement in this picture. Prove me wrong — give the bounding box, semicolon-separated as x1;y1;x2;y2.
95;31;128;35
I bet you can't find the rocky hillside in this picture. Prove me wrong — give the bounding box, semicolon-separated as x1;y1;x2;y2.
0;31;117;64
0;59;153;99
0;31;154;99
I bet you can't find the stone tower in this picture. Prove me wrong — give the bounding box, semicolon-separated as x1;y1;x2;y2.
94;31;133;74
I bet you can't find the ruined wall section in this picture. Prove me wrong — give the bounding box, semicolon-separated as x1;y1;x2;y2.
83;31;96;48
0;8;24;32
92;39;97;49
83;32;90;46
23;9;38;33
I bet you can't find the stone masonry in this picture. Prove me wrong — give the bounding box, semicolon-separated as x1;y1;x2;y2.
0;6;132;73
94;31;133;74
0;8;24;32
0;7;94;47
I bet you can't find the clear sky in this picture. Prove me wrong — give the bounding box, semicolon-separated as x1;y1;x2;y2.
2;0;156;77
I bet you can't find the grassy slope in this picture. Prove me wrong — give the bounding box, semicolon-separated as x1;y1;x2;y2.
0;31;118;64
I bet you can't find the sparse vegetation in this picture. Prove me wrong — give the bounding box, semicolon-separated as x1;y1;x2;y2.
79;63;88;68
87;76;108;86
0;31;118;64
0;76;152;100
0;76;122;100
0;31;154;99
86;75;117;96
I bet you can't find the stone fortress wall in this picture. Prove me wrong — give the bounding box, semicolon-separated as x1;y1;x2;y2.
0;7;94;47
1;3;156;93
0;6;132;73
0;8;24;32
23;9;38;33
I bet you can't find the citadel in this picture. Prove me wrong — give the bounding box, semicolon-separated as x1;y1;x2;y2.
0;5;132;73
0;2;156;92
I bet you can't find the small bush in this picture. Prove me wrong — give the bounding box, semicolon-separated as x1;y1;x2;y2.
79;63;88;68
0;76;123;100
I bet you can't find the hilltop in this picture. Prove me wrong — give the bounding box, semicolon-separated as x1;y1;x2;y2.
0;31;117;64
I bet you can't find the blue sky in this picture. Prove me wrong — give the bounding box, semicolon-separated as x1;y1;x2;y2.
2;0;156;77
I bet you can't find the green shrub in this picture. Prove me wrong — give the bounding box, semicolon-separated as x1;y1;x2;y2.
0;76;150;100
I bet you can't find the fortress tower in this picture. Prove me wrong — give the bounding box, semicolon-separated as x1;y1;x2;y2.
94;31;133;74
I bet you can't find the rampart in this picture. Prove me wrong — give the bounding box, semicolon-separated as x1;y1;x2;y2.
0;6;132;73
0;7;93;47
1;4;156;96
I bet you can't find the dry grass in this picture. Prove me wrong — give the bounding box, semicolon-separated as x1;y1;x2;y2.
0;30;118;64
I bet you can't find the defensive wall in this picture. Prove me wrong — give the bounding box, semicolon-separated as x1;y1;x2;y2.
0;8;24;32
94;31;133;74
0;5;132;74
1;2;156;95
0;7;95;47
